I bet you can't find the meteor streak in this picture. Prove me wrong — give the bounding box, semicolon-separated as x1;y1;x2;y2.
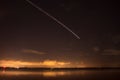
25;0;80;39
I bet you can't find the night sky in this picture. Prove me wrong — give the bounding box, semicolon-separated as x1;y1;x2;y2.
0;0;120;68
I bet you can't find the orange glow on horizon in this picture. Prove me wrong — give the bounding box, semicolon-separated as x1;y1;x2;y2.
0;60;71;68
0;60;91;68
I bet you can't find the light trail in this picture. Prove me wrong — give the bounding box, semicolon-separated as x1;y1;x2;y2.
25;0;80;39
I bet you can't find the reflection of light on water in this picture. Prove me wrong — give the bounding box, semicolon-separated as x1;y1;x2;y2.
0;71;70;76
0;70;89;77
42;71;68;77
2;70;5;73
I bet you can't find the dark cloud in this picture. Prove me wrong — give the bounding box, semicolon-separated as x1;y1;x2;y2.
22;49;45;55
102;49;120;56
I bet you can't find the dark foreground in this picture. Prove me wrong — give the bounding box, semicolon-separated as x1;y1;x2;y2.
0;69;120;80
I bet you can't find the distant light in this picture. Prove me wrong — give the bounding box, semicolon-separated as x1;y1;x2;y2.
15;67;20;69
3;66;6;69
2;66;6;70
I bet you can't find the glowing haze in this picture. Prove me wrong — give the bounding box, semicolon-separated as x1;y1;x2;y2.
0;60;71;68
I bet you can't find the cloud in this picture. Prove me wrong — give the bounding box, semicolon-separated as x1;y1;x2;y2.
0;60;71;68
40;60;70;67
102;49;120;55
92;47;100;52
22;49;45;55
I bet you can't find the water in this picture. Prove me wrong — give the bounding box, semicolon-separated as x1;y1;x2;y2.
0;70;120;80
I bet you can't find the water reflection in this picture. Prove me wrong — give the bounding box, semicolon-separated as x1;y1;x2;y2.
0;70;86;77
42;71;68;77
0;70;120;80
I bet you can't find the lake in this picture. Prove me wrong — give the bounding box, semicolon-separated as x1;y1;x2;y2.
0;69;120;80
